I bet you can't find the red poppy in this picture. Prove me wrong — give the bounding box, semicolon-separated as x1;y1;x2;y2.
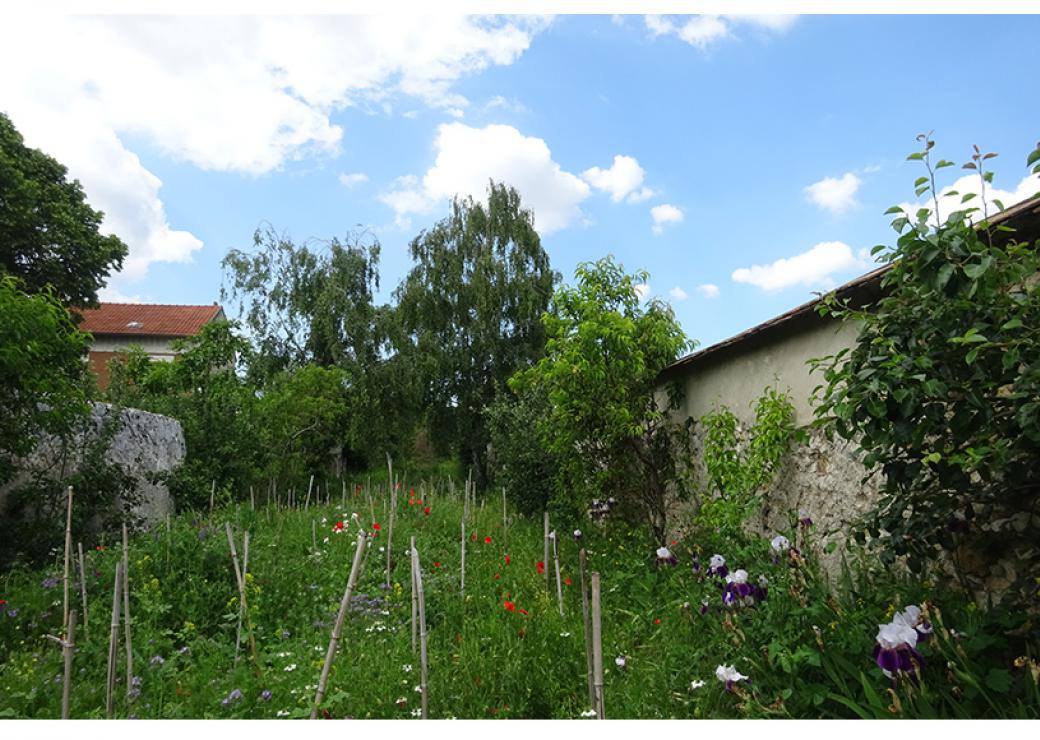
470;532;477;542
670;539;678;546
95;545;107;552
504;600;516;612
494;573;501;580
410;488;415;496
423;506;430;516
334;521;344;531
372;522;381;530
564;578;572;586
434;562;441;568
0;600;6;606
536;561;545;575
519;608;529;616
654;618;662;625
504;554;511;565
484;536;492;544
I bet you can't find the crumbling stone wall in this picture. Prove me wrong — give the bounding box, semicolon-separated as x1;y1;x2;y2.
0;402;184;524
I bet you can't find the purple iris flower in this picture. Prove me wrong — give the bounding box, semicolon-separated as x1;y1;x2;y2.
723;570;756;606
715;665;749;691
222;688;244;706
798;509;813;528
260;689;273;701
873;621;924;679
754;575;769;603
691;555;701;574
656;546;678;567
707;554;728;579
573;529;583;542
893;605;933;643
699;599;710;616
149;655;165;666
5;608;17;618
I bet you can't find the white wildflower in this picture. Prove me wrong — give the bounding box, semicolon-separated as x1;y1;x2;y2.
284;663;297;672
690;679;706;690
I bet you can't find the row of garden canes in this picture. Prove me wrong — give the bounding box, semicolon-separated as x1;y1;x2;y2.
45;471;608;719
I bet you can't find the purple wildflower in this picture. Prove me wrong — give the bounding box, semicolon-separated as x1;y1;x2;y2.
655;546;678;567
177;645;190;655
699;599;710;616
5;609;17;618
798;509;813;528
260;689;273;701
41;577;59;589
150;655;165;666
222;688;244;706
873;620;924;679
691;554;701;574
723;569;756;606
707;554;728;579
573;529;583;542
715;664;749;691
892;604;933;643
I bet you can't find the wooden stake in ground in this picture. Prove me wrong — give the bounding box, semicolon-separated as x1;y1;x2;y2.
77;542;88;639
543;512;550;590
412;542;430;719
47;609;77;719
106;561;122;719
591;571;605;719
250;485;255;511
311;531;368;719
385;454;395;588
225;523;246;667
209;480;216;512
579;548;594;710
460;516;466;597
410;535;418;654
552;531;564;617
305;474;314;510
121;523;133;702
312;519;317;551
63;485;73;632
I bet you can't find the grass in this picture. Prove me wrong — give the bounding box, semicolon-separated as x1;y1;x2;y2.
0;476;1037;719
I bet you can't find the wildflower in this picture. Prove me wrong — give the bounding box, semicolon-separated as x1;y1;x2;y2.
798;509;813;527
131;676;143;688
580;709;598;718
323;537;330;544
434;562;441;568
414;685;422;693
873;619;923;679
564;578;573;586
334;521;345;533
715;664;749;691
284;664;297;672
691;554;701;574
470;532;477;542
656;546;678;566
423;507;430;516
222;688;243;706
372;522;381;531
281;630;291;639
41;577;59;589
654;617;662;625
708;554;728;579
770;534;791;553
260;689;273;701
403;664;413;673
755;575;769;602
690;679;706;690
723;570;756;606
149;655;165;666
548;530;556;541
518;608;529;616
573;529;583;541
410;708;422;717
892;604;933;642
560;632;572;637
276;709;290;717
6;608;18;617
0;599;5;606
536;561;545;575
504;554;511;565
615;656;627;669
95;545;107;551
504;601;517;612
484;536;492;544
396;697;408;708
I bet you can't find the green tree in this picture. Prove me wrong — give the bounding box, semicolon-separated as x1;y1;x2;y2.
0;275;90;484
513;256;691;542
395;182;556;489
812;136;1040;597
0;112;127;307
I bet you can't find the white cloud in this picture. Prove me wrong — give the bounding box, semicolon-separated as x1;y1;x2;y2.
338;172;369;188
668;286;688;301
634;282;652;302
0;16;547;282
696;283;720;298
380;123;591;233
484;96;528;115
732;241;866;292
651;203;684;234
895;173;1040;228
645;14;797;49
97;284;144;304
582;155;655;203
805;172;861;214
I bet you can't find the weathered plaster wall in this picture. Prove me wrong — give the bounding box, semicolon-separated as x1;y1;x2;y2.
0;403;184;524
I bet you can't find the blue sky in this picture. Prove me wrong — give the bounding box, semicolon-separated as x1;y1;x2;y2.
3;13;1038;351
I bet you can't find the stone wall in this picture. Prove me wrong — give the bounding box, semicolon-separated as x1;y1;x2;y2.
0;402;184;524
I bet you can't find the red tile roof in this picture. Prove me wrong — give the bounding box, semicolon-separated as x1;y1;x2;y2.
76;303;225;338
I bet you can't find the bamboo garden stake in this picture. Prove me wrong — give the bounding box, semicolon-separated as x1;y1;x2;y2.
412;543;430;719
543;512;550;589
63;485;73;632
311;530;368;719
386;454;395;588
106;561;122;719
46;609;77;719
305;474;314;510
552;531;564;616
209;480;216;511
502;487;508;553
121;523;133;701
579;548;594;710
77;542;88;639
460;516;466;597
410;535;418;654
591;572;605;719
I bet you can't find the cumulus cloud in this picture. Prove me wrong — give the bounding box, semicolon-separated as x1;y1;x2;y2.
895;172;1040;228
732;241;866;292
338;172;369;188
645;14;797;49
0;15;546;282
582;155;655;203
380;123;591;233
668;286;688;301
696;283;720;298
805;172;861;214
651;204;684;234
634;282;652;302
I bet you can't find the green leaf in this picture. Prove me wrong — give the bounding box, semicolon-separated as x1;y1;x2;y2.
985;669;1011;694
965;347;979;365
907;152;925;161
914;176;929;187
1001;318;1023;331
936;159;955;168
884;206;904;215
1027;147;1040;167
961;192;977;203
963;256;992;279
